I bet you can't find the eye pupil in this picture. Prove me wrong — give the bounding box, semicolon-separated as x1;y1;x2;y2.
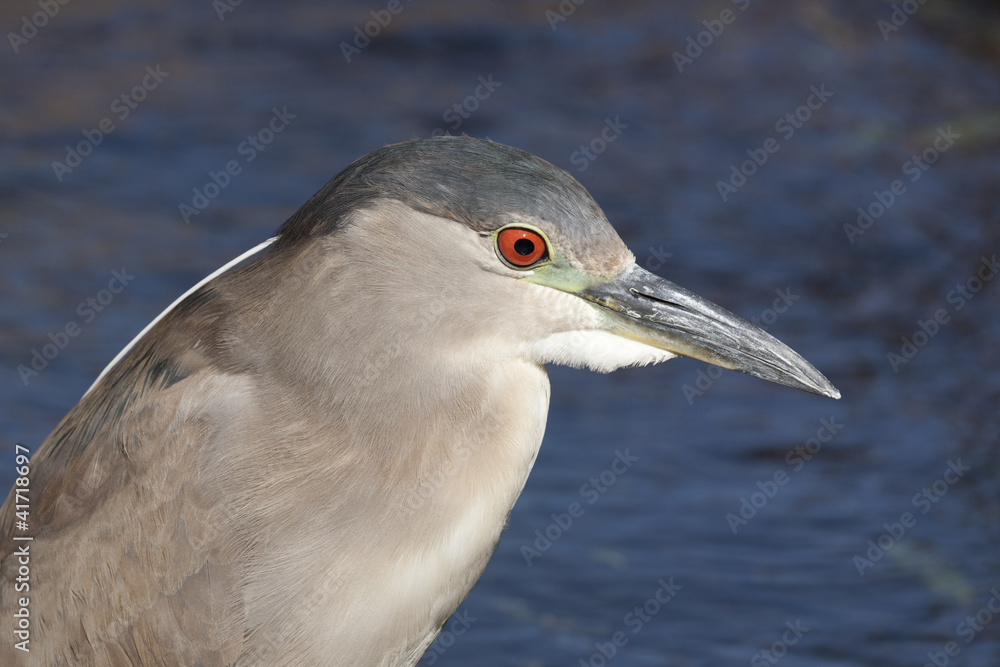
513;238;535;256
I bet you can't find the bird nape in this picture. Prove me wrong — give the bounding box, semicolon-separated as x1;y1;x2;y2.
0;136;838;666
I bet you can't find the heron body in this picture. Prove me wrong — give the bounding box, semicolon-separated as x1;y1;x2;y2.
0;137;837;665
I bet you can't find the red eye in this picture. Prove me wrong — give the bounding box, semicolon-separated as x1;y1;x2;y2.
497;227;548;268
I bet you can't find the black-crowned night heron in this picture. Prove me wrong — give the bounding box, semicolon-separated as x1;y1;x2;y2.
0;137;838;665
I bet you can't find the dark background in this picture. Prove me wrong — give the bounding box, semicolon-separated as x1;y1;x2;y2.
2;1;999;665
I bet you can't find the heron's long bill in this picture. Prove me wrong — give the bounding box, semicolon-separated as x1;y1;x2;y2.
581;265;840;399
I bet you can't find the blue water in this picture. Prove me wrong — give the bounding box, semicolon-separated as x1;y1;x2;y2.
2;1;999;664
